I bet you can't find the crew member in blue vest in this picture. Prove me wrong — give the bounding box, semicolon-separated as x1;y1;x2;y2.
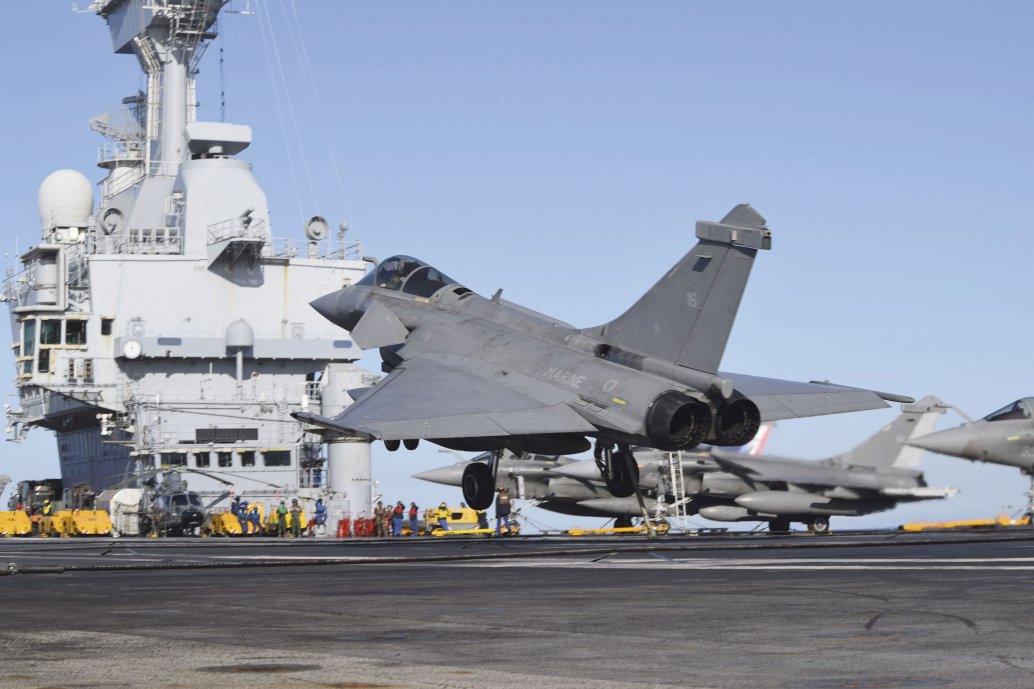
231;496;247;535
313;498;328;535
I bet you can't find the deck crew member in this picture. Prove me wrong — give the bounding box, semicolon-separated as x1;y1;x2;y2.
373;501;387;537
408;502;419;535
494;488;512;536
276;500;288;537
290;499;304;537
435;502;450;531
391;501;405;536
313;498;328;535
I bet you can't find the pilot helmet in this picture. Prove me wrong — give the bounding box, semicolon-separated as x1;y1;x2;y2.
439;502;447;508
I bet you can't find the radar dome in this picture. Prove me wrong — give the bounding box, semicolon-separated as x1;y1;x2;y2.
225;318;255;349
38;169;94;231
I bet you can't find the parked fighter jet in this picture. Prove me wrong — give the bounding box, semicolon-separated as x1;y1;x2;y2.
908;398;1034;471
296;204;909;509
696;395;954;531
415;431;770;528
908;398;1034;514
417;398;953;532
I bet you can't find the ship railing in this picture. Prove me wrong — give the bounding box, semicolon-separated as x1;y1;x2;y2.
102;159;179;199
208;217;268;245
298;469;327;490
66;244;88;283
91;227;183;255
103;166;145;198
97;141;145;166
266;237;365;261
1;265;32;305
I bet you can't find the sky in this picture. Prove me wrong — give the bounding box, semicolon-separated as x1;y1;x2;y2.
1;1;1033;530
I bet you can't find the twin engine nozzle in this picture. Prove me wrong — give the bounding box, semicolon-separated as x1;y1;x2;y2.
645;391;761;451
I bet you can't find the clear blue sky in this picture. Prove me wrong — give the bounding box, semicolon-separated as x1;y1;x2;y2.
2;1;1033;529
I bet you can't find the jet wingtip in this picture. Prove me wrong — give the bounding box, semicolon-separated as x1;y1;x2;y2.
292;411;376;442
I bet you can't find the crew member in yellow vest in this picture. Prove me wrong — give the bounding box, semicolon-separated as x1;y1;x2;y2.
435;503;450;531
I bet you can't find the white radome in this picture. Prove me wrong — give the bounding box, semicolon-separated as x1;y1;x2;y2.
38;169;94;231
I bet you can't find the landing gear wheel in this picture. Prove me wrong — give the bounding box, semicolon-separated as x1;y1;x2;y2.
403;438;420;450
462;463;495;510
605;451;639;498
769;519;790;533
807;516;830;534
614;516;634;529
384;439;400;452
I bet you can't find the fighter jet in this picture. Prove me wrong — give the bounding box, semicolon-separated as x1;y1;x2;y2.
296;204;909;509
908;398;1034;514
417;397;954;532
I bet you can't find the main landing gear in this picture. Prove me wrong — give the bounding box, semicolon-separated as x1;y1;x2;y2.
594;442;638;498
384;439;420;452
462;450;500;511
596;441;656;538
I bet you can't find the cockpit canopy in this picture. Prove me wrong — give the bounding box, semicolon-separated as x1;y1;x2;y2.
983;398;1034;423
359;255;463;298
170;493;203;508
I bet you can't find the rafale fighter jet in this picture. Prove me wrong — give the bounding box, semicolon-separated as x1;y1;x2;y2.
417;397;954;532
908;398;1034;514
295;204;909;509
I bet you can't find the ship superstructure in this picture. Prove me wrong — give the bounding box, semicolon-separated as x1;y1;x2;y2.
2;0;374;519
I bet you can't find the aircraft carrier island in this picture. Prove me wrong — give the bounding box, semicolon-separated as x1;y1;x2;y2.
1;0;374;522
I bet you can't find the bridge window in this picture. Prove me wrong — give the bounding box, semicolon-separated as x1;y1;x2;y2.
66;320;87;346
217;451;233;468
161;453;187;467
40;319;60;345
241;451;256;467
194;452;210;468
263;450;291;467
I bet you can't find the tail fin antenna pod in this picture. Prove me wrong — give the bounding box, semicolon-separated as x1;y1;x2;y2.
588;204;771;374
835;395;947;470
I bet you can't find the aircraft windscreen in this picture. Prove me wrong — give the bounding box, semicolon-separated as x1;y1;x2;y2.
364;255;460;296
983;398;1034;422
171;494;188;508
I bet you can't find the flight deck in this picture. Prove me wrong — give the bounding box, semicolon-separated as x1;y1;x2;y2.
2;530;1033;689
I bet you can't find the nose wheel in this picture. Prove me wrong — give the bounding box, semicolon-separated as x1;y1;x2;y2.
807;516;830;534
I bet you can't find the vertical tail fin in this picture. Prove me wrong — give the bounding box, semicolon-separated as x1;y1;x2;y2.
833;395;946;470
586;204;771;373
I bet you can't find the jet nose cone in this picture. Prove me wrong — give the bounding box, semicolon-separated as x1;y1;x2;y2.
310;291;340;322
412;464;465;487
907;427;976;459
